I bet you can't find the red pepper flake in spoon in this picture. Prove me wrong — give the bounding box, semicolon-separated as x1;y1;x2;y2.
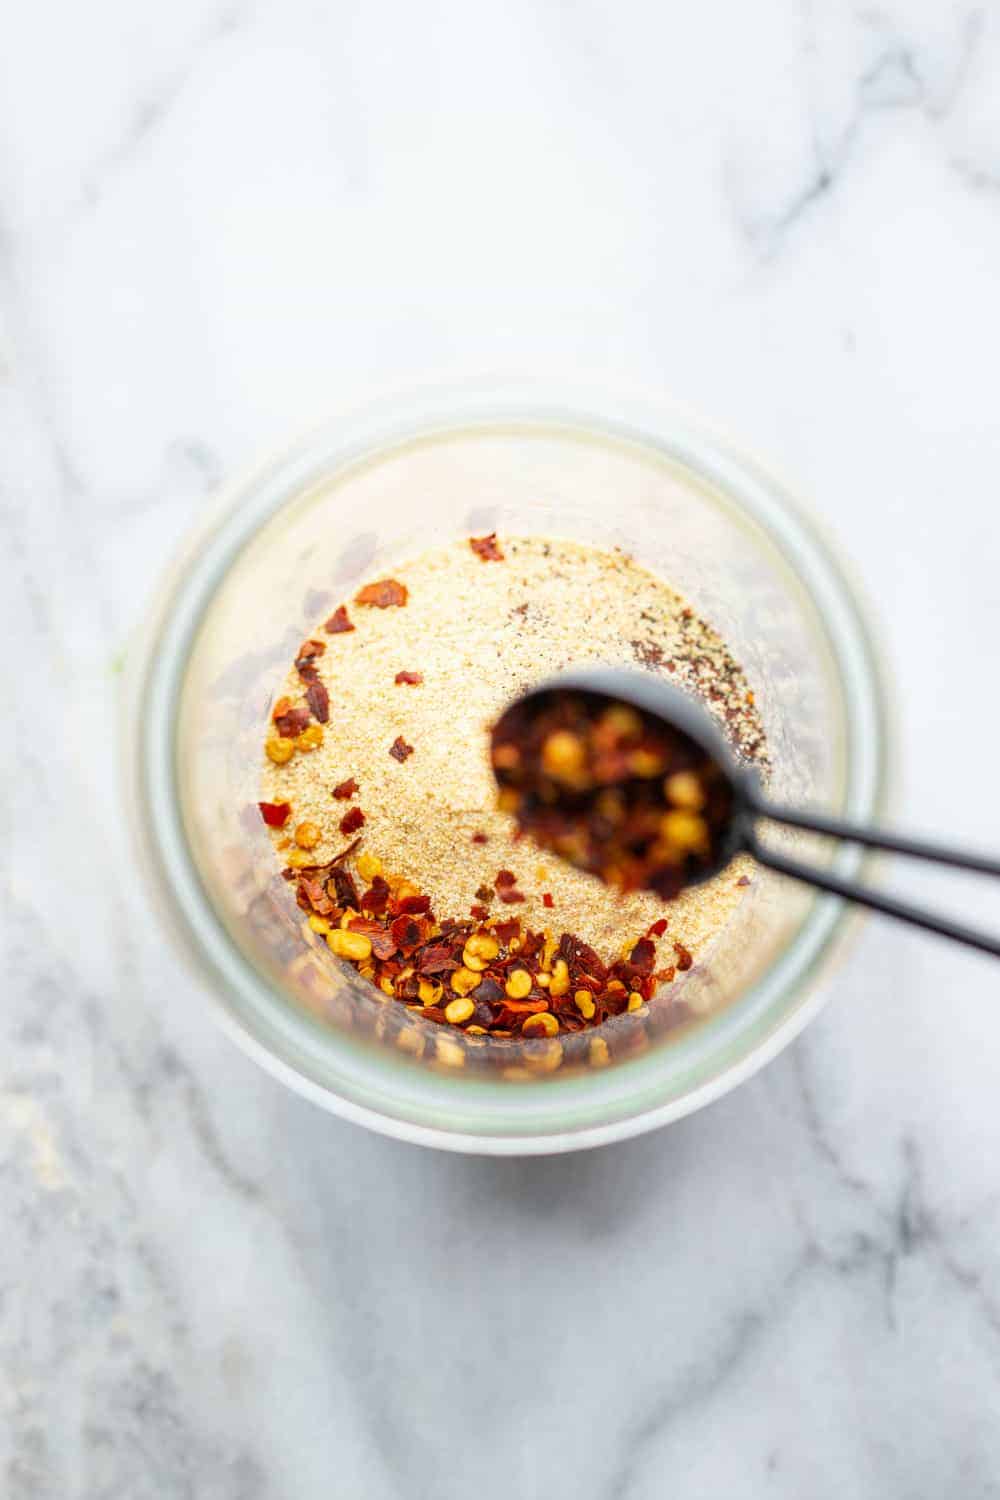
324;604;355;634
394;671;423;686
389;735;414;762
356;578;408;609
339;806;366;835
258;801;292;828
542;892;554;909
469;532;505;562
332;777;358;800
497;887;526;904
494;869;517;890
471;831;489;845
647;918;669;938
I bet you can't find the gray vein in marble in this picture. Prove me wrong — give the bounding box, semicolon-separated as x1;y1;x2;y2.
72;3;255;221
731;6;988;257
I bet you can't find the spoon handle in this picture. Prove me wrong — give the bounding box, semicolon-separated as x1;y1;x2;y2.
747;797;1000;877
744;812;1000;959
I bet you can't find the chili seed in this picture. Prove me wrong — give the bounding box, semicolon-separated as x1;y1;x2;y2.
445;996;475;1024
504;969;533;999
326;929;373;961
574;989;596;1019
522;1012;558;1037
449;967;479;997
266;737;295;765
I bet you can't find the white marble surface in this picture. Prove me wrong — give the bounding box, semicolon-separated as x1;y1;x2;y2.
4;1;1000;1494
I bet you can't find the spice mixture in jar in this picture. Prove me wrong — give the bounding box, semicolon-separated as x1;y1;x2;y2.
259;535;766;1039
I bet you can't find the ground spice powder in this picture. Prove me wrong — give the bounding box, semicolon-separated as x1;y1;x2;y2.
260;536;763;1032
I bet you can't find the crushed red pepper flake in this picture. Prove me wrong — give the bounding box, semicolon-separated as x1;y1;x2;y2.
324;604;355;634
469;532;505;562
673;941;694;971
332;777;358;800
497;888;526;904
356;578;408;609
542;892;554;909
470;903;489;921
494;869;517;889
471;831;489;844
290;847;685;1036
339;806;365;835
647;918;669;938
394;671;423;686
274;705;311;738
389;735;414;762
258;801;291;828
305;680;330;723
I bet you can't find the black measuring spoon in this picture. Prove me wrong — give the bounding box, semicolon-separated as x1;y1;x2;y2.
491;667;1000;959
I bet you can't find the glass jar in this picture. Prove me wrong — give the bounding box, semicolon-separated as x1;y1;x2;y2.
125;382;888;1153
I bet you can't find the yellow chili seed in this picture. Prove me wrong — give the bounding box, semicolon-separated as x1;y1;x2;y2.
307;915;331;934
357;851;383;882
444;996;475;1025
497;787;520;813
522;1012;559;1038
536;972;551;988
418;978;442;1005
627;992;644;1011
601;704;642;739
358;963;375;981
659;809;709;853
523;1039;563;1071
326;929;372;961
589;1036;610;1067
379;977;395;996
395;879;421;902
462;932;500;972
339;909;359;929
540;933;558;972
664;770;706;811
294;820;321;850
449;967;479;997
549;958;570;997
285;850;315;869
628;747;664;778
435;1035;465;1068
541;729;586;779
295;724;324;751
574;989;595;1020
504;968;533;999
265;737;295;765
466;1024;487;1035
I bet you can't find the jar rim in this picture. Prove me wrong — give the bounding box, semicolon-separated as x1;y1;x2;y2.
124;383;890;1154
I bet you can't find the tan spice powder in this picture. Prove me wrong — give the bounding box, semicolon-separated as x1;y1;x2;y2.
262;537;761;971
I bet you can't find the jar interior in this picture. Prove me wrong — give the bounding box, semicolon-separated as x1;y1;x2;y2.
173;419;848;1106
